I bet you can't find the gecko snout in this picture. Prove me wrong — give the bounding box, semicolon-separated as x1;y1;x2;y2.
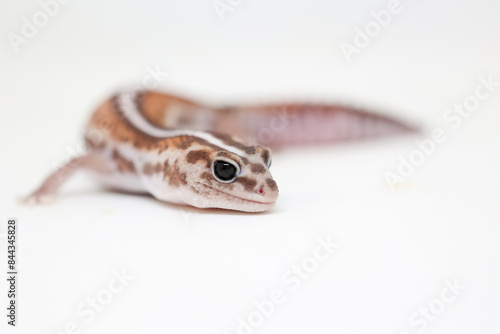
257;187;265;195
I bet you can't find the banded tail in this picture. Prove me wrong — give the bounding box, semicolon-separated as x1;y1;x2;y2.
130;91;418;149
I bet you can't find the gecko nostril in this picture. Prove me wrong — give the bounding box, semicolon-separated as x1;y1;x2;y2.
257;187;265;195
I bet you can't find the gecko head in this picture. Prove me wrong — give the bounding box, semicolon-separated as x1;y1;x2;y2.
177;137;279;212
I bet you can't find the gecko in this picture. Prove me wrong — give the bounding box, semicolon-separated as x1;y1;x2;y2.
24;89;414;212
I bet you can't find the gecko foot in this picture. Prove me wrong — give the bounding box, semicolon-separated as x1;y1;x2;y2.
21;191;56;205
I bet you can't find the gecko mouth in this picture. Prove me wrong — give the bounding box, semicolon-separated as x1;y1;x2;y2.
195;182;276;206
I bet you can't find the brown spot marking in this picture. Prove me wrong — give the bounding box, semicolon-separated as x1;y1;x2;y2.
250;163;266;174
216;151;235;159
261;149;270;166
266;178;278;192
179;172;188;184
186;149;211;167
200;171;232;189
112;150;136;173
168;161;182;187
245;146;256;155
157;141;169;152
178;137;195;150
162;160;172;179
236;176;257;192
169;175;179;187
200;172;213;181
142;162;162;176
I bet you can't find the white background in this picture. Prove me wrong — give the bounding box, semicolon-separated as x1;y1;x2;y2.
1;0;499;333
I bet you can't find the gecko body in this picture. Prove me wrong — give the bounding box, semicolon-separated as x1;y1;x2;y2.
25;90;414;212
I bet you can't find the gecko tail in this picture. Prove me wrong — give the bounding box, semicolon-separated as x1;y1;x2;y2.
225;103;418;149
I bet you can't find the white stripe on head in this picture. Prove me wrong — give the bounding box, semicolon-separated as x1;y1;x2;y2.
116;90;246;156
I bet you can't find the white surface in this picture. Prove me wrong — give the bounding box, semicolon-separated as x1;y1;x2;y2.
1;0;499;333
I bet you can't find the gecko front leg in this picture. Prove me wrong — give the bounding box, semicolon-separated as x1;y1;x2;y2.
23;154;111;204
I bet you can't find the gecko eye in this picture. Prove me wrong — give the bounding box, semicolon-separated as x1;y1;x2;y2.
267;158;272;169
212;160;239;183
